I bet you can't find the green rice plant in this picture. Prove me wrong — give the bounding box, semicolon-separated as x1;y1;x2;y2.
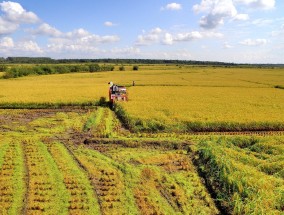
83;108;103;132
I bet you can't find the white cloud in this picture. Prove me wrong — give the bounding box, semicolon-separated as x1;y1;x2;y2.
199;14;224;29
17;40;42;52
193;0;213;13
193;0;275;29
104;21;115;27
46;28;120;53
175;31;203;41
137;27;223;46
163;33;174;45
194;0;238;29
0;17;18;34
136;27;163;45
111;47;141;55
223;42;233;49
30;23;62;37
64;28;120;43
0;1;39;23
136;34;160;45
0;36;14;48
162;3;182;11
233;13;249;21
251;18;273;26
150;27;163;34
234;0;275;10
193;0;237;16
26;24;120;54
0;1;39;35
239;38;268;46
0;37;43;55
66;28;89;38
145;49;193;60
171;31;223;43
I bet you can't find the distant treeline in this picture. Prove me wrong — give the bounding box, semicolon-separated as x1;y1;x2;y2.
2;64;114;79
0;57;284;67
0;57;234;65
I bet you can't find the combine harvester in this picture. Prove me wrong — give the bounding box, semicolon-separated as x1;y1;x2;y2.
108;81;128;108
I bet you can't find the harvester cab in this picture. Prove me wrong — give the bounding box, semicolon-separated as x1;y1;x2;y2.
108;82;128;106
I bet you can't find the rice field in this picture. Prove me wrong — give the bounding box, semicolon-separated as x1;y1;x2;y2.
122;86;284;130
0;108;220;214
0;107;283;214
1;65;284;132
0;64;284;214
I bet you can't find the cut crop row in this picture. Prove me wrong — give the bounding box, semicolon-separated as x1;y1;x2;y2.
46;141;100;214
23;139;70;214
96;144;219;214
71;145;137;215
0;141;25;214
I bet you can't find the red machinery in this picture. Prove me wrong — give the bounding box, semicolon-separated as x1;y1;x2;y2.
108;82;128;105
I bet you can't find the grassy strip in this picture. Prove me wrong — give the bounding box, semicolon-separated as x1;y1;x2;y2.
194;137;284;214
83;107;104;132
104;108;114;138
47;142;100;214
10;141;26;215
83;107;120;138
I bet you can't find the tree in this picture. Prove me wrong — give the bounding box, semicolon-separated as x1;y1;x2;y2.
0;65;7;72
89;64;100;72
119;65;125;71
133;65;139;71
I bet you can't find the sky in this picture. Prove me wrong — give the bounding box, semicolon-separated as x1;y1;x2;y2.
0;0;283;63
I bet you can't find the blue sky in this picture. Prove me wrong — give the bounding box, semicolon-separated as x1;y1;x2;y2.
0;0;283;63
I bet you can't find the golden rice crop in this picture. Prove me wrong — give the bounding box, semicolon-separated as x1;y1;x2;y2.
1;66;283;104
122;86;284;124
0;65;283;131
